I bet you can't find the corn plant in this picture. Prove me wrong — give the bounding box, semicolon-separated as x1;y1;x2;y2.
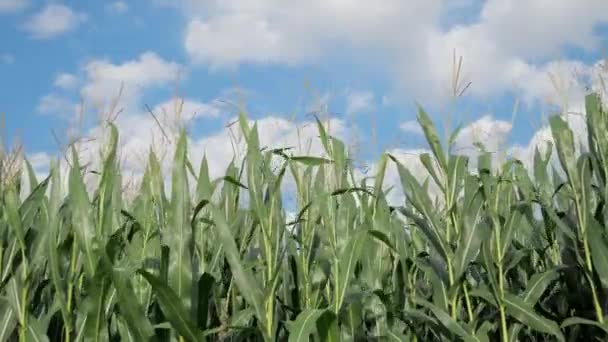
2;93;608;341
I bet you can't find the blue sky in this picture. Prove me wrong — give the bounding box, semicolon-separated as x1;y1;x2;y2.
1;0;608;190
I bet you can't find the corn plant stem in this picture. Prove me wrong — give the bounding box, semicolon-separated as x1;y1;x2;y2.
450;293;458;320
333;257;340;314
573;184;605;323
463;282;474;322
491;180;510;342
493;209;509;342
65;239;79;342
18;251;27;342
446;195;459;320
586;271;605;324
262;220;276;340
138;229;150;305
497;263;509;342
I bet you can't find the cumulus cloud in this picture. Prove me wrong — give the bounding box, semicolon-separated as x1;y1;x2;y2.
54;73;79;90
174;0;608;106
23;4;87;39
345;90;374;115
0;0;27;13
399;120;423;135
80;52;182;109
182;0;440;70
37;94;80;119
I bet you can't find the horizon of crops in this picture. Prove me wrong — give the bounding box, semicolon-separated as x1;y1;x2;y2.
2;92;608;341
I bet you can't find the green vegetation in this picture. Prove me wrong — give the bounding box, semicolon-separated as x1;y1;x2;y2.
2;93;608;341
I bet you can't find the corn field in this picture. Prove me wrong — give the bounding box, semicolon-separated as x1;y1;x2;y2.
2;93;608;341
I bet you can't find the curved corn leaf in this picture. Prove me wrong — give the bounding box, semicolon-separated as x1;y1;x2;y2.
334;230;367;313
416;105;447;172
523;268;561;304
0;297;15;341
137;270;204;342
287;308;327;342
416;298;478;341
561;317;608;332
209;206;265;328
503;293;564;341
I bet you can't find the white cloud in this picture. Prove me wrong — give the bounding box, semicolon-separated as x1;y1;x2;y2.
423;1;608;104
54;73;79;90
27;152;51;171
360;147;437;205
176;0;608;106
0;53;14;64
106;1;128;14
182;0;440;69
190;116;347;179
370;114;517;205
47;105;347;200
0;0;27;13
399;120;423;135
453;115;513;154
81;52;182;109
451;115;513;170
345;90;374;115
153;98;222;121
23;4;87;39
37;94;80;118
477;1;607;59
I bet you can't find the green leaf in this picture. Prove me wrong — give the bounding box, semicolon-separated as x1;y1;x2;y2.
446;155;468;210
23;157;39;192
334;230;367;313
166;131;193;312
137;270;205;342
588;218;608;288
287;309;327;342
96;122;119;239
560;317;608;332
81;271;111;342
454;195;488;280
419;153;445;194
313;115;332;156
416;298;478;341
111;268;156;341
221;176;249;190
24;315;50;342
549;115;579;190
0;297;16;341
68;146;98;277
4;188;26;254
196;273;215;331
209;206;265;328
416;105;447;172
397;206;449;263
503;293;564;341
330;187;374;197
315;310;340;342
291;156;333;166
367;230;398;254
523;268;561;305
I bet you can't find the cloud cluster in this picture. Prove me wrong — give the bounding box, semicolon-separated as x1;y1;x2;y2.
25;1;608;207
0;0;27;13
23;4;87;39
81;52;183;109
175;0;608;106
32;51;350;202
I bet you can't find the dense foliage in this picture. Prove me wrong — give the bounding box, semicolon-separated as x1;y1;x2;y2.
2;93;608;341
